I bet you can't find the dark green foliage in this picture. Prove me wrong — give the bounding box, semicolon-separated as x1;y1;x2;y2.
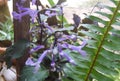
20;66;49;81
63;0;120;81
4;39;30;68
57;0;66;5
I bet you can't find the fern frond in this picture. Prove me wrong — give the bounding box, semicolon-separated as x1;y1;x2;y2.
64;0;120;81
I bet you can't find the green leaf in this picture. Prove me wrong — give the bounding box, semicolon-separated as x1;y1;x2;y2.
47;0;55;7
62;78;74;81
63;0;120;81
0;17;13;40
91;69;113;81
95;11;112;20
4;39;30;68
80;31;101;41
81;24;104;33
20;66;49;81
0;30;7;36
56;0;66;5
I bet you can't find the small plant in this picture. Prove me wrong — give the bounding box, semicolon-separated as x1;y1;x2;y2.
0;17;14;41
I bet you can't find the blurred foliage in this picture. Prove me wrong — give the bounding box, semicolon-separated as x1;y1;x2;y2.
0;17;14;41
20;66;49;81
4;39;30;68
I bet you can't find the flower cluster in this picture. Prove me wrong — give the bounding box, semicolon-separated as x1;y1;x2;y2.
26;33;87;72
12;1;38;22
13;0;87;73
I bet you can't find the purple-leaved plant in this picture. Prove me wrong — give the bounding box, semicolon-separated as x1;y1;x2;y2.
13;0;87;80
25;32;87;72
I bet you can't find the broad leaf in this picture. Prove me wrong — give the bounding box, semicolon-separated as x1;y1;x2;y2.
20;66;49;81
4;39;30;68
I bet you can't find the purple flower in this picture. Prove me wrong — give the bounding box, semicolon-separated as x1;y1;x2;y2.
68;40;87;56
26;50;50;72
13;3;38;22
16;3;30;13
25;58;40;73
60;40;87;56
58;44;63;52
60;51;76;65
43;22;53;32
12;12;22;21
68;45;86;56
60;43;69;49
45;11;57;17
29;10;38;23
37;50;49;64
30;45;44;53
59;6;63;15
13;9;38;22
51;61;56;71
68;35;77;41
58;35;77;42
16;3;23;13
51;54;56;71
51;60;55;67
25;57;37;66
32;0;36;5
57;35;67;42
26;58;40;73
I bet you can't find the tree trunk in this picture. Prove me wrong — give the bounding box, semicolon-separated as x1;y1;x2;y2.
13;0;30;81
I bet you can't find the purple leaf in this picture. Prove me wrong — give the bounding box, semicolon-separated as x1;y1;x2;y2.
73;14;81;27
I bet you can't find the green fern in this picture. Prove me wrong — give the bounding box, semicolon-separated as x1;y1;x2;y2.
63;0;120;81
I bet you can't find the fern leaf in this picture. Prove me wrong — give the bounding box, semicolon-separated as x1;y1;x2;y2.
64;0;120;81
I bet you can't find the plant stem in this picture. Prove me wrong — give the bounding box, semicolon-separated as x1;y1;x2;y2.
36;3;43;45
